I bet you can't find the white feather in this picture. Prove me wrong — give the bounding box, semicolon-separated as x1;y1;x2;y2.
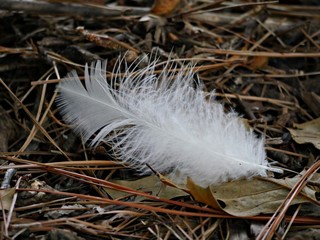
56;56;281;187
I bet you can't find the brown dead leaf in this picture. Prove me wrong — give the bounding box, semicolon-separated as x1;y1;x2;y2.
186;178;221;210
187;174;319;217
0;188;15;211
151;0;181;16
250;56;269;70
288;118;320;149
106;175;188;201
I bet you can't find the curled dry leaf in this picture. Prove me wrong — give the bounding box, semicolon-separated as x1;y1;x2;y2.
187;173;320;217
151;0;181;16
288;117;320;150
250;56;269;71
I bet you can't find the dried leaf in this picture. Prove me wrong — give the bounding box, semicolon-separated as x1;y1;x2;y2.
186;178;221;210
151;0;180;16
250;56;269;70
188;173;319;217
0;188;15;211
106;175;188;201
288;118;320;149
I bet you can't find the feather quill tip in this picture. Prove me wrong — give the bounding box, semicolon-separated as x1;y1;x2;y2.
56;57;283;187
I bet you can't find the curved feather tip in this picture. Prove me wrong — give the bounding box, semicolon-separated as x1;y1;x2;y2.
56;56;282;187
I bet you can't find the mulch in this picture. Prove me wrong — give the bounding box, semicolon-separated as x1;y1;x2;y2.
0;0;319;239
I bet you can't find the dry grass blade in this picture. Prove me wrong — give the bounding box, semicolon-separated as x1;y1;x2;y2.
0;79;69;159
257;159;320;239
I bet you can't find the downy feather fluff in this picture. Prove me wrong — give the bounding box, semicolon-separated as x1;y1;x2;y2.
56;56;280;187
